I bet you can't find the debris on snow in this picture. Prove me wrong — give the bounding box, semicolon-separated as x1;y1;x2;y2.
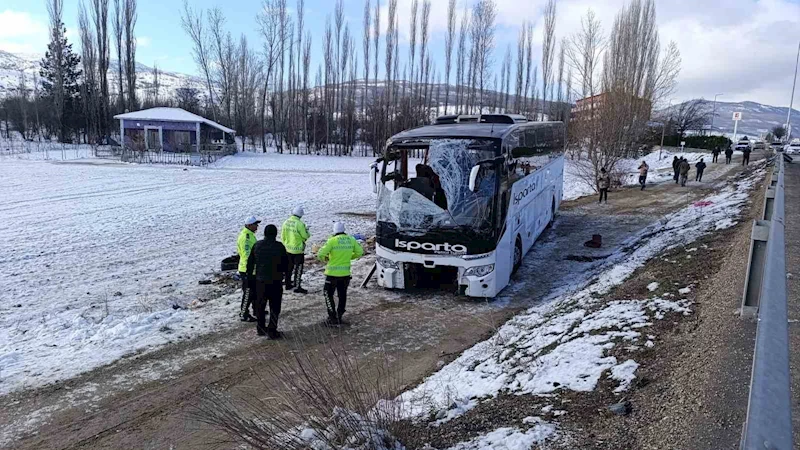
647;282;660;292
678;286;692;295
607;401;632;416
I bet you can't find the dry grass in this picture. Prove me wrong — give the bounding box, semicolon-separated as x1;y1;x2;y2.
191;327;414;449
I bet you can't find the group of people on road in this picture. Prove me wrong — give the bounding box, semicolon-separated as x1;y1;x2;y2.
711;144;751;166
671;156;708;186
236;208;364;339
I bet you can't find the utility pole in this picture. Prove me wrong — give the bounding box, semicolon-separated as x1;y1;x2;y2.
711;93;723;134
787;40;799;141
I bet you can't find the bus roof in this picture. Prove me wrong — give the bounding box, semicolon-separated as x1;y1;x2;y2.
388;121;563;143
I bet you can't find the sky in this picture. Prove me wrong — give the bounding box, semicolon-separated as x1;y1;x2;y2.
1;0;799;107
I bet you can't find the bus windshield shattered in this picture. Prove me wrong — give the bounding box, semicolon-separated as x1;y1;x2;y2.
376;138;499;235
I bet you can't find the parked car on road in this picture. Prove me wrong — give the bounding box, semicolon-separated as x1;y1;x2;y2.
734;139;751;151
785;141;800;155
752;141;766;150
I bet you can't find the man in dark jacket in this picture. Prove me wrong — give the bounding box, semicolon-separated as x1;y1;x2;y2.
742;147;751;166
672;156;680;183
695;158;707;182
247;224;289;338
711;146;720;163
725;146;734;164
679;158;691;186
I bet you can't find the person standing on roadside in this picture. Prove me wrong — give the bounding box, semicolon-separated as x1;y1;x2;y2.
638;161;649;190
695;158;707;182
317;222;364;325
598;168;610;204
725;146;734;164
679;158;691;186
672;156;680;183
247;224;289;339
237;216;260;322
281;206;310;294
742;146;751;166
711;146;720;163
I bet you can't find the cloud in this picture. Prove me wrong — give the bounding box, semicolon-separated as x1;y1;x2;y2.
0;9;48;54
0;10;47;38
381;0;799;106
137;36;152;48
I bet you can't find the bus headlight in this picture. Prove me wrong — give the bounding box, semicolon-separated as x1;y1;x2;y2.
464;264;495;277
377;256;399;269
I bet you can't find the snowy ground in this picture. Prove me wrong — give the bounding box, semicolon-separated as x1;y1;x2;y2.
382;164;763;447
0;154;376;395
0;146;713;398
561;150;713;201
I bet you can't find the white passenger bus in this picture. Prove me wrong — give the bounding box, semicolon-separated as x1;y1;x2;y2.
370;114;566;298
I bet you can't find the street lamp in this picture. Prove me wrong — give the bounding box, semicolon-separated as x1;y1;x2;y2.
711;93;723;133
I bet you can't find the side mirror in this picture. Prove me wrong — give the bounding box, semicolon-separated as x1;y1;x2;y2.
370;163;378;194
468;165;481;192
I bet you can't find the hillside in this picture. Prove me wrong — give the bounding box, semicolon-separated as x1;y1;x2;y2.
662;99;800;138
0;50;206;99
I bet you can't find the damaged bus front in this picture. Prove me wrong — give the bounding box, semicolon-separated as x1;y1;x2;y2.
370;118;565;298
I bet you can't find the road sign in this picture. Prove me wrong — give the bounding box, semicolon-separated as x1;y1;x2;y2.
680;141;686;147
733;111;743;121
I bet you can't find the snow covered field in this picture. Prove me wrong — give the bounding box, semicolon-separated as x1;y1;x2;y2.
0;154;376;395
0;147;712;397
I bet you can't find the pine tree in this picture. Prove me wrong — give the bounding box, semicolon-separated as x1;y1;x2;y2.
40;22;82;142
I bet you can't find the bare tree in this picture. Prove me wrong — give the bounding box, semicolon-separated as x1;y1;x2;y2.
79;1;99;141
418;0;431;121
361;0;371;119
123;0;137;111
443;0;456;115
181;1;216;119
541;0;556;119
112;0;124;113
385;0;398;133
91;0;110;137
408;0;418;117
669;100;710;138
513;23;525;113
523;21;533;115
454;6;469;113
257;0;290;152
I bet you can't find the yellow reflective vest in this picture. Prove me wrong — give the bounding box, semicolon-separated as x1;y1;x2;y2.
237;227;257;273
317;233;364;277
281;215;310;255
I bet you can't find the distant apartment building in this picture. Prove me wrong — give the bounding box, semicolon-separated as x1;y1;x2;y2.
570;92;652;122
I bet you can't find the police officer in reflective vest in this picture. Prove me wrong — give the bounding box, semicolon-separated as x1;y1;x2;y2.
317;222;364;325
237;216;259;321
281;206;310;294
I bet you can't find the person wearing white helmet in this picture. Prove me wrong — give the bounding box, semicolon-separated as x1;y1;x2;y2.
281;205;310;294
237;216;260;322
317;222;364;325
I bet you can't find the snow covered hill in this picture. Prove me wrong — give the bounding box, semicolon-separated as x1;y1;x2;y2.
662;99;800;138
0;50;206;99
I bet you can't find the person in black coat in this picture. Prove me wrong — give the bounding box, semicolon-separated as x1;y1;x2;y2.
672;156;680;183
247;224;289;338
711;146;720;163
695;158;707;182
742;147;751;166
725;147;734;164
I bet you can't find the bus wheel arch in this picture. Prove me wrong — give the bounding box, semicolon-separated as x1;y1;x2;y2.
513;236;523;274
547;197;556;229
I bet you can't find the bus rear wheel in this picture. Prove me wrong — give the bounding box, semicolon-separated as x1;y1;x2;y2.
513;238;523;274
546;198;556;229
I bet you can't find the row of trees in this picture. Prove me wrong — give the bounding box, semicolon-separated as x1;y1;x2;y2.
0;0;139;143
177;0;576;155
565;0;681;188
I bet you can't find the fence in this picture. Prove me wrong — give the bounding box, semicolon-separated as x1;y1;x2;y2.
740;155;792;449
0;139;104;161
118;144;236;167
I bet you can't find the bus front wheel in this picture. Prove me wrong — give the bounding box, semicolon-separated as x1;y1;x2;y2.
513;237;523;274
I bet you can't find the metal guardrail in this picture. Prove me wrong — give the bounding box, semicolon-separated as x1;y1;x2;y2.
741;156;792;450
